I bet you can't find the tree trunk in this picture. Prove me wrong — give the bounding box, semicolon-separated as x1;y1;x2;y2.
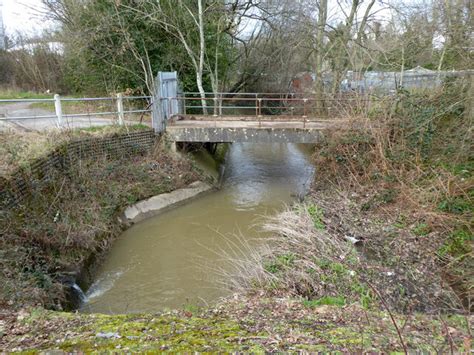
197;0;207;114
315;0;328;115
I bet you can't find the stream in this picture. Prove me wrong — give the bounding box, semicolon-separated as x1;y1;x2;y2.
81;143;315;314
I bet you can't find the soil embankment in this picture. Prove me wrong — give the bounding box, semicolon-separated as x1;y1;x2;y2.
1;126;205;310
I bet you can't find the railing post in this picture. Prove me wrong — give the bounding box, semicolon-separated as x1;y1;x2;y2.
160;97;168;132
213;97;218;117
151;96;161;133
219;94;223;116
213;97;218;128
303;98;308;128
54;94;63;128
255;94;258;117
116;93;124;125
258;98;262;127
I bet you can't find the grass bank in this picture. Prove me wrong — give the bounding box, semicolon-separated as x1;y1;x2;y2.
310;80;472;310
220;198;464;313
1;126;202;309
0;90;54;100
0;125;149;177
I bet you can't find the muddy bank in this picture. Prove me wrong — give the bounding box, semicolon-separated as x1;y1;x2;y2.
1;131;205;311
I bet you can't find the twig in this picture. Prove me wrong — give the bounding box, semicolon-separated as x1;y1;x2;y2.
366;281;408;354
139;102;152;124
439;313;455;354
45;177;67;217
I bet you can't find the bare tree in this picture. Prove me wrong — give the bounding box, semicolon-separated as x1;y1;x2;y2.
122;0;235;111
328;0;377;93
315;0;328;99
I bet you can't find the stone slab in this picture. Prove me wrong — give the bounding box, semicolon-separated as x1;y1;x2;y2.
123;181;213;224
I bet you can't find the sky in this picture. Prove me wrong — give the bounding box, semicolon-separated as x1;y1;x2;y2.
1;0;54;35
2;0;397;36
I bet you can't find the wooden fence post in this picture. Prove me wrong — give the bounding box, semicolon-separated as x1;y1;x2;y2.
116;93;124;125
54;94;63;128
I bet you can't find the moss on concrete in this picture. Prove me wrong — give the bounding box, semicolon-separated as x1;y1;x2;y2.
2;298;472;352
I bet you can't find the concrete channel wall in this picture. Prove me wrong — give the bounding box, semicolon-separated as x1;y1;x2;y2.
1;130;156;208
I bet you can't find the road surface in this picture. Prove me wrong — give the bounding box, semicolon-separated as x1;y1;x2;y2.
0;102;125;132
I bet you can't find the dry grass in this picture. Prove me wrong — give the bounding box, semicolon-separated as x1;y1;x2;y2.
219;200;462;313
311;79;473;310
0;131;56;176
0;125;150;177
215;80;472;314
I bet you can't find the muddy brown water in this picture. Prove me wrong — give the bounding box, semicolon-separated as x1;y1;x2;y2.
81;143;315;314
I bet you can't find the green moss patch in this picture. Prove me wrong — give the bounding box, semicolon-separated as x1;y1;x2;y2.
2;299;470;352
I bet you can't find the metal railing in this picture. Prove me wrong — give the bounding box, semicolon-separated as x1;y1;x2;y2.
1;91;383;131
163;93;380;127
0;94;152;129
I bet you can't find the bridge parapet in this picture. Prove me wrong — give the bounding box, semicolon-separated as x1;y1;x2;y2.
167;126;324;143
160;92;374;143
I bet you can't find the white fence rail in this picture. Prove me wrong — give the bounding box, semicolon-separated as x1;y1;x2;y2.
0;94;152;130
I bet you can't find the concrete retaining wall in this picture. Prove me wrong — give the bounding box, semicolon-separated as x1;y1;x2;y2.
122;181;213;224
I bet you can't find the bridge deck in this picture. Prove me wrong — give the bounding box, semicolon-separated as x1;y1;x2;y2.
166;117;353;143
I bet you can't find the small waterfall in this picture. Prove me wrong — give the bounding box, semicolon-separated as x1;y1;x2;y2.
72;283;87;303
218;164;226;187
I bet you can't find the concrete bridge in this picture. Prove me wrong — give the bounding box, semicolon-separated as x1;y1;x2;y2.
151;72;373;144
155;92;370;144
0;72;372;138
166;114;349;143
